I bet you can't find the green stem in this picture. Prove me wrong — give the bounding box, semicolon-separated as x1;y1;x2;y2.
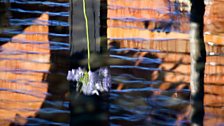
82;0;91;71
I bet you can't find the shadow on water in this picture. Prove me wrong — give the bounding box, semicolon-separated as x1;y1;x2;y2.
0;0;70;125
109;41;190;126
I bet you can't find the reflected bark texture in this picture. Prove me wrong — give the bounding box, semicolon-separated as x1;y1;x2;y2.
190;0;206;126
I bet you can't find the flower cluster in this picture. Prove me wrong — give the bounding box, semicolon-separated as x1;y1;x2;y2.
67;67;111;95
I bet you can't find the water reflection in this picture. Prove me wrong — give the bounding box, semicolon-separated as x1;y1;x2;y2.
0;0;224;126
109;43;190;126
108;0;224;126
0;0;69;125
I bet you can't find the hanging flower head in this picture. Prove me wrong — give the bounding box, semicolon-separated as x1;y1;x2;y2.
67;0;111;95
67;67;111;95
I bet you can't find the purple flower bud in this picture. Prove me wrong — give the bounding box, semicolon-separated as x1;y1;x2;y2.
102;76;111;92
67;67;84;81
99;67;109;77
74;67;84;81
67;70;73;81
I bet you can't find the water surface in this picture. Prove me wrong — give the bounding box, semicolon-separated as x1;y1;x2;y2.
0;0;224;126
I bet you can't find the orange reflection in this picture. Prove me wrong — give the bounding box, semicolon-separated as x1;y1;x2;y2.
108;0;224;125
0;13;50;125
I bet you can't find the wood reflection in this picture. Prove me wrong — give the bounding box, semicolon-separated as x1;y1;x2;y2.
0;13;50;125
108;0;224;125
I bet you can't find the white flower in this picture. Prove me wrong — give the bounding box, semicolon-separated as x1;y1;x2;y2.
67;67;111;95
67;67;85;81
74;67;84;81
82;71;95;95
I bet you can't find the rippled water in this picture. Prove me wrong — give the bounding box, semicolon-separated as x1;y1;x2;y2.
0;0;224;126
0;0;70;125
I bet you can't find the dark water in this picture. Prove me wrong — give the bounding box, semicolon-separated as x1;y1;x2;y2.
0;0;224;126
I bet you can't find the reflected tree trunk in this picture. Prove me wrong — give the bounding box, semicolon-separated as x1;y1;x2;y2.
69;0;101;54
69;0;108;126
0;0;10;28
190;0;206;126
0;0;13;45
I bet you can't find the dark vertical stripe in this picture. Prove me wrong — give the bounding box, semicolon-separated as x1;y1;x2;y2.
69;1;109;126
69;0;101;55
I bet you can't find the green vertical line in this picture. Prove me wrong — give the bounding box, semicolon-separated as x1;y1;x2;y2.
83;0;91;71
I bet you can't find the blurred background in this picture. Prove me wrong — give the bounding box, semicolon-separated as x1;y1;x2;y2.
0;0;224;126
